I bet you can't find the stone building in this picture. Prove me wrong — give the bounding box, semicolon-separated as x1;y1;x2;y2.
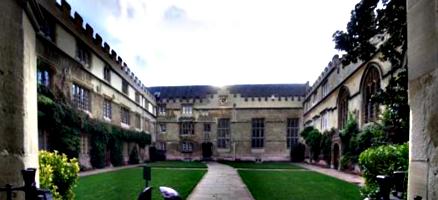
406;0;438;198
302;53;402;169
33;0;157;168
149;84;307;161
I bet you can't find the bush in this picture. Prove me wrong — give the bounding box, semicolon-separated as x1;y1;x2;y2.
355;123;386;155
301;127;322;161
359;143;409;199
321;129;335;166
109;138;124;166
129;146;140;164
290;143;305;162
39;151;80;200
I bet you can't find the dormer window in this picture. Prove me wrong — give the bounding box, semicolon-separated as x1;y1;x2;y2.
158;105;166;116
122;80;129;95
103;65;111;83
182;104;192;116
76;41;91;67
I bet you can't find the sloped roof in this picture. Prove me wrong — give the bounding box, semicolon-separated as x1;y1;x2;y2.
149;84;308;99
148;85;218;99
228;84;307;97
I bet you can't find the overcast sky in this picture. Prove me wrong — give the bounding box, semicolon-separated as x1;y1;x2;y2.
65;0;360;87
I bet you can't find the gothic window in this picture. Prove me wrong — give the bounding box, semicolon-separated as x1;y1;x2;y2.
337;87;349;130
362;66;381;123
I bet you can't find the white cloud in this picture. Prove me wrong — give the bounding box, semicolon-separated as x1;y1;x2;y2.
68;0;360;86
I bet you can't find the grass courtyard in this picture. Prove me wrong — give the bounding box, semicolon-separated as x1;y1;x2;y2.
74;161;206;200
221;162;361;200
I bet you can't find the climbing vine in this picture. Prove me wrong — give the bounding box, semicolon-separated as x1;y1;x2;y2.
38;86;151;169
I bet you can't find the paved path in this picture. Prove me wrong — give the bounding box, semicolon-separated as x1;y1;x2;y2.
295;163;365;186
187;162;254;200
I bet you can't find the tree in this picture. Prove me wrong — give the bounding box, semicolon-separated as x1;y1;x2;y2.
333;0;406;68
333;0;409;143
373;68;409;143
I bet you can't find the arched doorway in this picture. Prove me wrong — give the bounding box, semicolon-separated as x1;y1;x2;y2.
333;143;340;170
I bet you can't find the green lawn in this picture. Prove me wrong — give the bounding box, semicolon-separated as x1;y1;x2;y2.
146;160;207;168
75;167;206;200
238;170;361;200
220;161;302;169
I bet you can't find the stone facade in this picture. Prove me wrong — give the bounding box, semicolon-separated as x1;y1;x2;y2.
302;53;401;168
407;0;438;199
33;0;157;168
150;85;306;161
0;0;42;194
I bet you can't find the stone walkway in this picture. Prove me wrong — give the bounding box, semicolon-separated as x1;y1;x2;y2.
187;162;254;200
295;163;365;186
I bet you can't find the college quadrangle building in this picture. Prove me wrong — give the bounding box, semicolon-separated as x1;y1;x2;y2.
2;0;438;198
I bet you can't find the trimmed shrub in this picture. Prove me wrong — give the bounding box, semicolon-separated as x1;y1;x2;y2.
39;150;80;200
109;138;124;167
302;128;322;161
129;146;140;164
290;143;305;162
359;143;409;199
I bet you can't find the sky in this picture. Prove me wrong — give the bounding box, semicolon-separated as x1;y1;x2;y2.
65;0;360;87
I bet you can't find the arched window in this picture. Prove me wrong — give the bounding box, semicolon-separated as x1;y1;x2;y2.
337;86;349;130
362;66;381;123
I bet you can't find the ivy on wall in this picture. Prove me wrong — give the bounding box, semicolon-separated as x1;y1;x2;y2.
38;86;151;169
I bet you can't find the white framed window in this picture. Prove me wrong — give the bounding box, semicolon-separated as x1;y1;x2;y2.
182;104;192;116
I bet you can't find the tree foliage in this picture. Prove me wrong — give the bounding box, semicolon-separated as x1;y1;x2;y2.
333;0;406;67
373;68;409;144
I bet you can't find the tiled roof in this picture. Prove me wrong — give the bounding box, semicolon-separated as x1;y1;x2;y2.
148;85;218;99
149;84;308;99
228;84;307;97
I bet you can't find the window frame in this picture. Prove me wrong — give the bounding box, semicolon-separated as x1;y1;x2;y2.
217;118;231;149
122;80;129;95
72;83;91;112
180;122;195;135
103;65;111;83
121;107;130;125
76;41;91;67
251;118;265;149
103;98;112;120
287;118;299;148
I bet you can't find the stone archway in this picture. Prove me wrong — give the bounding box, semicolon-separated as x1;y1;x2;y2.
332;143;340;170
